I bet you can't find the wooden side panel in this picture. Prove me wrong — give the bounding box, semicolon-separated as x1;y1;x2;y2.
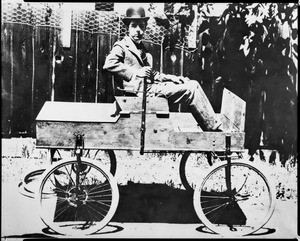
145;113;244;151
115;97;169;112
36;116;142;150
169;113;202;132
221;88;246;132
36;113;244;151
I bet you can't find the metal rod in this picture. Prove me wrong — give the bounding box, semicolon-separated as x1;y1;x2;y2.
225;135;232;192
140;78;147;155
95;34;100;103
51;29;57;101
31;27;35;135
160;37;164;73
10;29;13;133
74;133;84;200
74;14;78;102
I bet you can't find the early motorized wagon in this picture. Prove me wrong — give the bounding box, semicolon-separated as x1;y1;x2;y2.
19;86;275;237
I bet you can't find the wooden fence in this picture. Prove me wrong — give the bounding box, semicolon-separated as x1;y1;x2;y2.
1;3;200;137
1;2;297;164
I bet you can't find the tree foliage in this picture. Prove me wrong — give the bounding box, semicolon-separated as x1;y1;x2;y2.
164;3;298;165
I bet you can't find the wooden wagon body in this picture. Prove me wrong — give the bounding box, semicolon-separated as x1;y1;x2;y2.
35;88;246;152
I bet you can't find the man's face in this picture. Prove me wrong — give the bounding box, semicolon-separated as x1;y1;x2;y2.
128;19;147;43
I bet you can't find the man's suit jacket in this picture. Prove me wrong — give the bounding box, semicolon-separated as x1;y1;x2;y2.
103;36;153;94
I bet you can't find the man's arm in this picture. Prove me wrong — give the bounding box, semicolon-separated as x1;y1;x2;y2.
103;44;136;81
104;44;152;80
104;43;189;85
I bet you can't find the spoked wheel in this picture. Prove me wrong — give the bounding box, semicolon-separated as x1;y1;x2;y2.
85;150;117;176
36;158;119;237
193;160;276;237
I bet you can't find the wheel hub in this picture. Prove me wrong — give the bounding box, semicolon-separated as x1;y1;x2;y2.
66;187;88;206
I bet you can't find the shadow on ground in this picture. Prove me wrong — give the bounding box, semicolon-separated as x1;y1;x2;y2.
112;181;200;223
3;182;199;239
3;182;278;239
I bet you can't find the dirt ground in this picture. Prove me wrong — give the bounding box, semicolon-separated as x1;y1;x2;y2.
1;137;297;197
1;137;298;239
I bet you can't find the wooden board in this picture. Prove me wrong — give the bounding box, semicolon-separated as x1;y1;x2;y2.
36;101;120;123
36;112;244;152
220;88;246;132
170;113;202;132
115;96;169;112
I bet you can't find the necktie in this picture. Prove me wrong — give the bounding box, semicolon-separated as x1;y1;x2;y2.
136;42;149;66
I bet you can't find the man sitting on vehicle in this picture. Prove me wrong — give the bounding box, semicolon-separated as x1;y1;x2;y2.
103;5;224;131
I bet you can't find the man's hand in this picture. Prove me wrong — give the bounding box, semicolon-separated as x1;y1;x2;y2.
136;67;152;78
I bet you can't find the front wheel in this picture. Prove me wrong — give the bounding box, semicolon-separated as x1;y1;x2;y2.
36;158;119;237
193;160;276;237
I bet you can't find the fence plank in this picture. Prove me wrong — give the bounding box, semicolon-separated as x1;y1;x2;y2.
53;29;75;102
10;24;34;136
76;30;96;102
98;33;118;103
33;26;55;124
1;24;13;136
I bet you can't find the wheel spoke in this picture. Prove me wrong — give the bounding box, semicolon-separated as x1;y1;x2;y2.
38;159;119;236
87;193;112;198
87;188;112;196
200;195;229;199
84;201;108;219
207;202;230;224
78;170;89;187
193;161;275;236
64;165;76;187
202;201;230;211
86;182;111;193
54;200;74;221
203;201;230;216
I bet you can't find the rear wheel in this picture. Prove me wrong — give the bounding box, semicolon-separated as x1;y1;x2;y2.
193;160;275;237
36;158;119;236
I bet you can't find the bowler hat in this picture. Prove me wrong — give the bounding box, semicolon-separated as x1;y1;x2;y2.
122;6;150;25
